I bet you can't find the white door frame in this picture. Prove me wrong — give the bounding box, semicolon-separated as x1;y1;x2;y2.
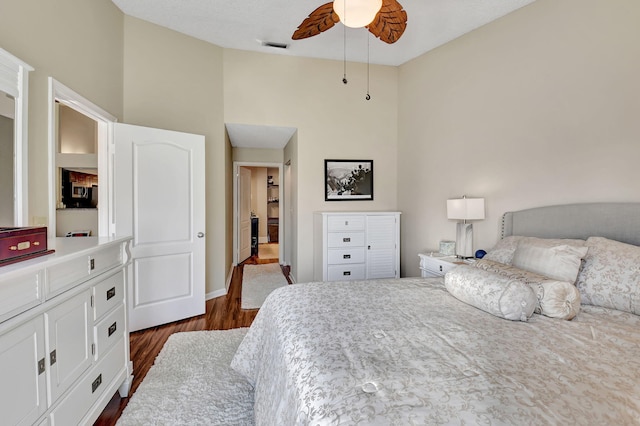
233;161;284;265
47;78;117;239
238;166;252;263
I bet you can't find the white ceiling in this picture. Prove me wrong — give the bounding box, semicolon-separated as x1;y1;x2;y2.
111;0;536;67
226;123;296;149
111;0;536;148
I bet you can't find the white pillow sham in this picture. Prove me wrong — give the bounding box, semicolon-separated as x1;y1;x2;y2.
483;236;524;264
576;237;640;315
445;265;537;322
511;238;588;283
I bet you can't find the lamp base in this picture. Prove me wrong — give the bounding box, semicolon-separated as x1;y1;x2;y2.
455;222;474;258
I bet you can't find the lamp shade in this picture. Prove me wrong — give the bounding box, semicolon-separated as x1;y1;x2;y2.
447;198;485;221
333;0;382;28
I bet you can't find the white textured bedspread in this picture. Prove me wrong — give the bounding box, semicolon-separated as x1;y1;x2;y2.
231;278;640;425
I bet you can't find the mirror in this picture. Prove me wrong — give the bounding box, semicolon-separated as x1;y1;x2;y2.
0;91;15;224
0;48;34;227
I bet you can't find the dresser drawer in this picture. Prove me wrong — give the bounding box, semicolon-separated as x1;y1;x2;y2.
50;336;125;426
327;247;365;265
419;255;458;277
0;269;43;323
327;264;365;281
327;232;365;248
92;270;124;321
46;255;90;298
89;244;122;277
94;304;125;360
327;215;365;232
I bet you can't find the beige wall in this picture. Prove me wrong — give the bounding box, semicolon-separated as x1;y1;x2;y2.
224;130;234;286
122;17;228;296
398;0;640;277
232;147;283;163
224;49;399;282
58;105;97;154
0;0;124;225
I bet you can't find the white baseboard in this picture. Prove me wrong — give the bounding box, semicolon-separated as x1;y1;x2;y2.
206;287;227;300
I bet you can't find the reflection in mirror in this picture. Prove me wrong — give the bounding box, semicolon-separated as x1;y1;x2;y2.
0;91;15;225
0;48;33;227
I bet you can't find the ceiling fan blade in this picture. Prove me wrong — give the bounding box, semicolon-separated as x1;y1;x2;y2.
367;0;407;44
292;2;340;40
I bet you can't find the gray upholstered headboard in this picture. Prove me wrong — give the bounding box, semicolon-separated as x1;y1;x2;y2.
501;203;640;246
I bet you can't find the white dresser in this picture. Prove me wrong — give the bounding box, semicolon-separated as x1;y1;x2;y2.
314;212;400;282
0;236;132;426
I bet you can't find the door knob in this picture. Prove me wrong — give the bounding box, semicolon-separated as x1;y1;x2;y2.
197;232;205;238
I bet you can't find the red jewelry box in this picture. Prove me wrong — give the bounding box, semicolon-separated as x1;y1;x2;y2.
0;227;55;266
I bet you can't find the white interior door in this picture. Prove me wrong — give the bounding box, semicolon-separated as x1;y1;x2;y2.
113;123;205;331
238;167;252;263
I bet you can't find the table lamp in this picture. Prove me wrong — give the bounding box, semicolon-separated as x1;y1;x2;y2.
447;196;485;258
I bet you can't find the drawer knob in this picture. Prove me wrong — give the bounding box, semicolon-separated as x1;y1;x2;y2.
439;265;443;271
343;237;351;242
343;271;351;276
108;321;117;337
106;287;116;300
92;374;102;393
343;254;351;259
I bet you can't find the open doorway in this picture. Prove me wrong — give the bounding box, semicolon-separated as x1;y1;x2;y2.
55;104;99;237
233;162;284;265
47;78;117;238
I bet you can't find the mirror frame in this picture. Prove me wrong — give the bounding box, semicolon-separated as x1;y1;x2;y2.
0;48;34;227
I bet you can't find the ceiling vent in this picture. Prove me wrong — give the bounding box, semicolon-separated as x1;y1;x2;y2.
261;41;289;49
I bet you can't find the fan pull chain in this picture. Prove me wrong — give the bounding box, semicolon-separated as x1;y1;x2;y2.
342;17;348;84
366;33;371;100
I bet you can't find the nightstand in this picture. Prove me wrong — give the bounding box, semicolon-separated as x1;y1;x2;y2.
419;252;471;278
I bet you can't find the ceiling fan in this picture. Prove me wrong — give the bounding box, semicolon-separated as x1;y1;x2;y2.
292;0;407;44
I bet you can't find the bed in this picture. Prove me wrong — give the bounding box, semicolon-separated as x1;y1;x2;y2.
231;203;640;425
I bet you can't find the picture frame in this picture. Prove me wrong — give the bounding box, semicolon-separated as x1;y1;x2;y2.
324;159;374;201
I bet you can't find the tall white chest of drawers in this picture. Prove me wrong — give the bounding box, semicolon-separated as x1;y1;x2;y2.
0;237;132;426
314;212;401;282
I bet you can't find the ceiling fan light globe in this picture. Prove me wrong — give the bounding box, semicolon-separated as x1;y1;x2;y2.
333;0;382;28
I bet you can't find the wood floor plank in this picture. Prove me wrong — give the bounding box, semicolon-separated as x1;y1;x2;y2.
93;257;287;425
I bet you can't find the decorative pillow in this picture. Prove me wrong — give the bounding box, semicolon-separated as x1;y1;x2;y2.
538;280;581;320
444;265;537;321
576;237;640;315
484;236;585;266
474;259;581;320
512;238;588;283
483;236;524;264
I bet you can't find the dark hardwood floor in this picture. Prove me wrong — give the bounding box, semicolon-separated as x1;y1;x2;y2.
94;254;287;425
